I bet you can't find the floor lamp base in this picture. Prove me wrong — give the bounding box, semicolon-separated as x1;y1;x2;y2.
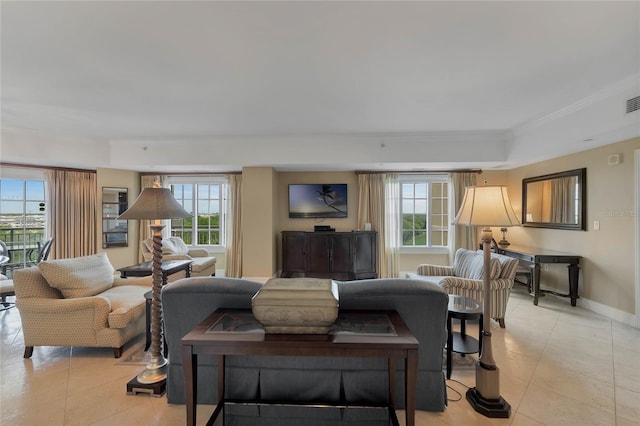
466;387;511;418
126;375;166;397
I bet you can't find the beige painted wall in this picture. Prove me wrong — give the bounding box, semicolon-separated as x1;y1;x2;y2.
505;137;640;315
242;167;278;277
96;167;140;269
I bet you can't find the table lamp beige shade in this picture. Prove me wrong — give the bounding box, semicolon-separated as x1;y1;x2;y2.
118;185;191;385
452;185;519;418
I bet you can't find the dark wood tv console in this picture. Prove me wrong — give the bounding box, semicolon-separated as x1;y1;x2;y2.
281;230;377;280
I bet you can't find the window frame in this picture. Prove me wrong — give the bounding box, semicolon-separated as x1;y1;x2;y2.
0;170;48;275
398;174;450;254
166;176;226;251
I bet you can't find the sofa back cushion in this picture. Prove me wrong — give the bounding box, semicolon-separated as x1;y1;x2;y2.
453;248;500;280
144;236;190;256
38;253;115;298
482;250;520;280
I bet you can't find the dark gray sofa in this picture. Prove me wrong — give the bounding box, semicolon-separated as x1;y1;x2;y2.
161;276;449;412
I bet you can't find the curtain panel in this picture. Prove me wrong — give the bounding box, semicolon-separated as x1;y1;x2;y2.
224;174;243;277
45;169;97;259
450;172;477;262
357;173;400;278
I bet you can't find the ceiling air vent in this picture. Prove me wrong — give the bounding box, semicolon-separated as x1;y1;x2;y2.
627;95;640;113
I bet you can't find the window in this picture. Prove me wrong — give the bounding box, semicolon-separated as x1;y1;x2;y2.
0;178;47;275
400;175;449;248
168;178;226;247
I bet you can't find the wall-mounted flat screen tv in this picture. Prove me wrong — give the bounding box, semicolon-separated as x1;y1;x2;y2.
289;184;348;218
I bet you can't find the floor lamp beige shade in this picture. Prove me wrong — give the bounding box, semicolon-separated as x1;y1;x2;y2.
118;185;191;384
452;185;520;418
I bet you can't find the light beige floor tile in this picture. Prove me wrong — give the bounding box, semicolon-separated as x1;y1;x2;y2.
510;412;546;426
537;343;615;385
1;396;66;426
615;386;640;423
612;322;640;352
518;382;616;425
529;362;616;412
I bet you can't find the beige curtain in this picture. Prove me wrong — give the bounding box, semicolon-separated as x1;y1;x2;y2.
450;172;477;261
224;174;243;277
550;177;576;223
357;173;400;278
45;169;97;259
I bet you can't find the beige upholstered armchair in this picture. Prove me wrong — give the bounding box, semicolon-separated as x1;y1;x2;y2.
141;236;216;277
413;248;519;328
14;253;151;358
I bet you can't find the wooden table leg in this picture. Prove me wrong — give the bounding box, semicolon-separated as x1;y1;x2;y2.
217;355;225;402
181;345;197;426
405;349;418;426
568;263;580;306
388;357;396;407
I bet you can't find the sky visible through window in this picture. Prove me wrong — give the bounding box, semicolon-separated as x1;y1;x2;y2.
0;179;45;215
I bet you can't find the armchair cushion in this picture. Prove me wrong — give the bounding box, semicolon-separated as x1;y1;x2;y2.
102;285;148;329
38;253;115;298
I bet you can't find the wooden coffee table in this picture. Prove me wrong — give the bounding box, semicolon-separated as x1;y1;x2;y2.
181;309;419;426
117;259;192;282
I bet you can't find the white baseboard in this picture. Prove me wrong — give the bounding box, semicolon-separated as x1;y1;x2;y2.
576;296;638;328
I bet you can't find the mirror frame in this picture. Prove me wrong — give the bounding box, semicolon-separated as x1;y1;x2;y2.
522;168;587;231
102;187;129;248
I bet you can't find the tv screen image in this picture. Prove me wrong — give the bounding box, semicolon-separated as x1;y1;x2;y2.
289;184;348;218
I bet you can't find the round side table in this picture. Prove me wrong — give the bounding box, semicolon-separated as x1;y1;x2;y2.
446;295;483;379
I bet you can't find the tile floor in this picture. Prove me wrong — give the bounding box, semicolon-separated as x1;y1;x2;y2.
1;284;639;425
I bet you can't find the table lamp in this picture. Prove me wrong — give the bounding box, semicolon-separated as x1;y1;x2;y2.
118;182;190;389
452;185;519;418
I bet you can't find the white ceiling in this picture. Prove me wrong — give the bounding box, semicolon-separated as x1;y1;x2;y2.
1;1;639;172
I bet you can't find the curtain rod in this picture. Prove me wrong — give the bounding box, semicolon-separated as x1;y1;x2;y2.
0;162;96;173
140;171;242;176
355;168;483;175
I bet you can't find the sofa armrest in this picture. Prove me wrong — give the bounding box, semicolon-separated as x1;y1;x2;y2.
187;248;210;258
439;277;514;291
417;264;455;276
16;296;111;328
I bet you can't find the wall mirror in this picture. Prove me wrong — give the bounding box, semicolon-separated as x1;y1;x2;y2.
102;187;128;248
522;168;586;230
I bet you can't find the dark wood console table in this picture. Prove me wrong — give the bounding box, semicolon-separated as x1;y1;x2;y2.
497;245;581;306
181;309;418;426
281;231;377;280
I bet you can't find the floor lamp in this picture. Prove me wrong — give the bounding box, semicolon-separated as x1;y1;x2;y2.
118;184;190;393
452;185;519;418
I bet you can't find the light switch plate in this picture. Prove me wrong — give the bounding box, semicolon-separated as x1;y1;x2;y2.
593;220;600;231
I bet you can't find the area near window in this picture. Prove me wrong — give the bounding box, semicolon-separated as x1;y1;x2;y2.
167;177;227;249
399;175;449;250
0;178;47;276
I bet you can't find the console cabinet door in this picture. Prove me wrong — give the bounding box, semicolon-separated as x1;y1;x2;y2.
329;234;353;280
306;234;332;277
282;232;306;277
354;231;377;279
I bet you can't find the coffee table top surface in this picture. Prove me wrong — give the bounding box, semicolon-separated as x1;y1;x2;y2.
118;259;192;274
448;294;481;314
182;309;418;350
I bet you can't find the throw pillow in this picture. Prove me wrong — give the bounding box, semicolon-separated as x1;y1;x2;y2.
38;253;115;298
168;237;189;255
